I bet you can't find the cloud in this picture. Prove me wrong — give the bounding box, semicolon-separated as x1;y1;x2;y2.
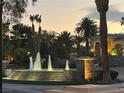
107;10;124;22
84;5;124;22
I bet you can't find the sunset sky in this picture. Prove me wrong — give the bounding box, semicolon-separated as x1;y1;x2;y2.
21;0;124;34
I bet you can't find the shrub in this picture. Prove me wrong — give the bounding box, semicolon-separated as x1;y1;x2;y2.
13;48;29;69
80;50;94;57
94;70;118;80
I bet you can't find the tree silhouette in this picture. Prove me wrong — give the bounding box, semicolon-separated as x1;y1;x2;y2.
121;17;124;32
74;28;84;57
0;0;38;61
35;14;42;32
29;15;35;32
95;0;111;81
57;31;73;59
76;17;98;52
121;17;124;26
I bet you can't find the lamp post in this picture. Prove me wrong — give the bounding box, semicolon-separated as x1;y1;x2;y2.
95;0;111;81
0;0;3;80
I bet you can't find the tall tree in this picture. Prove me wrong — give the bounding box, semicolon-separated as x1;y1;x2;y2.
95;0;111;81
10;23;37;60
76;17;98;52
35;14;42;31
29;15;35;31
11;23;32;48
35;14;42;52
0;0;38;80
1;0;38;59
3;0;27;22
29;14;39;56
36;27;42;52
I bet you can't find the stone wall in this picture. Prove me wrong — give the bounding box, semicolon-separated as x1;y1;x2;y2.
10;70;78;81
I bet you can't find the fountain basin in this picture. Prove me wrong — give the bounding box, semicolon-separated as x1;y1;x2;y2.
10;69;77;81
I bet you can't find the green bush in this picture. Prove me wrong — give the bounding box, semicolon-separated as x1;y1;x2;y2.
13;48;29;69
94;70;118;80
80;50;94;57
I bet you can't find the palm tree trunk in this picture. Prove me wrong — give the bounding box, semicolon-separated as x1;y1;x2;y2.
31;22;37;58
86;38;89;52
77;42;80;57
38;23;41;32
76;34;81;57
32;23;35;31
99;12;111;81
66;46;70;59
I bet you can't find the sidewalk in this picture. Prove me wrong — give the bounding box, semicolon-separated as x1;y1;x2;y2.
42;67;124;93
111;67;124;81
110;67;124;88
2;84;64;93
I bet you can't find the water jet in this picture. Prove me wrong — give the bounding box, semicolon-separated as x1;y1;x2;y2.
3;52;77;82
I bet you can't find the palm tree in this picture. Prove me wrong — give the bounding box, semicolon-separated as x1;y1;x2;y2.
95;0;111;81
76;17;98;52
121;17;124;26
40;30;56;56
35;14;42;32
34;14;42;53
74;28;84;57
121;17;124;32
57;31;73;59
29;15;35;31
36;28;42;52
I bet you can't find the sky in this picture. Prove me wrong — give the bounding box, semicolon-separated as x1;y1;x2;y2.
21;0;124;34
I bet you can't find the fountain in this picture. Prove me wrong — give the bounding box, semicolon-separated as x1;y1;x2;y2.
5;52;77;81
48;55;53;71
33;52;42;71
29;56;34;70
65;60;70;70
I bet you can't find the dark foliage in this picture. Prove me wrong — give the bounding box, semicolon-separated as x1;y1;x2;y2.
94;70;118;80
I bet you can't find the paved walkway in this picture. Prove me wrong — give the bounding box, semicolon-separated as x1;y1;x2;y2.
2;67;124;93
111;67;124;81
2;84;64;93
110;67;124;88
